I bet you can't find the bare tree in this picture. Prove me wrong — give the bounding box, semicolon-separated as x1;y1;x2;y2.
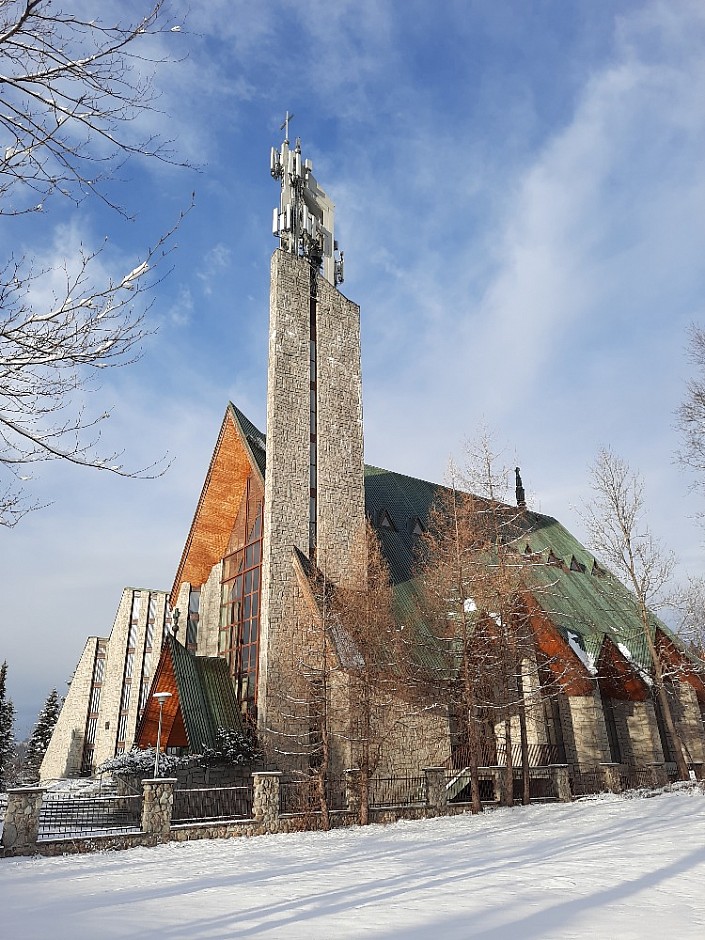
582;448;690;780
417;435;549;809
676;576;705;660
0;1;188;525
332;521;411;824
677;325;705;480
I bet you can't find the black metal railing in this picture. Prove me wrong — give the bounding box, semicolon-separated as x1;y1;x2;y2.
37;793;141;841
512;767;557;802
369;775;426;808
619;768;654;791
447;742;563;770
569;768;604;797
279;776;345;815
172;785;253;823
445;769;495;803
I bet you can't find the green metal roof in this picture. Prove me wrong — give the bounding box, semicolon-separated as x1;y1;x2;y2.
229;403;266;479
224;404;691;678
168;636;243;751
362;466;677;676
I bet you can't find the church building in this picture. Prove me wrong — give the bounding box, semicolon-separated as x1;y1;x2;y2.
42;128;705;790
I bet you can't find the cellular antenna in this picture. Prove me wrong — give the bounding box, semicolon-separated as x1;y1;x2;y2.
270;116;344;287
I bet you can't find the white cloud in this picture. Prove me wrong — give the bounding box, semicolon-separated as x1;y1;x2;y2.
197;243;232;296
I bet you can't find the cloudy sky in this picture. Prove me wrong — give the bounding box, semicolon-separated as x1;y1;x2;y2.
2;0;705;736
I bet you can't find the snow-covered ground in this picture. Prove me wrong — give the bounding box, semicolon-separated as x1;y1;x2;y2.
2;790;705;939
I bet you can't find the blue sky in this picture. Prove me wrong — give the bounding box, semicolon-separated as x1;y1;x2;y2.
2;0;705;736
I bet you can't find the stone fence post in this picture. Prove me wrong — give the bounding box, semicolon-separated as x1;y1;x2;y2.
1;787;45;855
253;771;281;833
488;768;506;805
344;768;361;815
600;764;622;794
550;766;572;803
424;767;447;811
141;778;176;839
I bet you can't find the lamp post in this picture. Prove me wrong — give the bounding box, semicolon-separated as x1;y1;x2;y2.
153;691;172;778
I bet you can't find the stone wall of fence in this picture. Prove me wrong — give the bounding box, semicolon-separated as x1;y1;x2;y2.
115;761;265;794
6;761;697;857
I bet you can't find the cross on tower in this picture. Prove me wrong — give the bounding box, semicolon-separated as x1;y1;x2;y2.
280;111;294;143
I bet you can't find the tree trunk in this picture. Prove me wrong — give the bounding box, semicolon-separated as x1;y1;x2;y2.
466;697;483;814
503;713;514;807
517;670;531;805
643;610;689;781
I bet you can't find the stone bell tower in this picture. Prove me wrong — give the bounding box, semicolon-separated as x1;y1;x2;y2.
257;117;365;728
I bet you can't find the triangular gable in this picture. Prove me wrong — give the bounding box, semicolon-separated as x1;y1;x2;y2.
134;638;187;750
655;627;705;703
171;403;266;604
135;636;243;753
595;635;650;702
524;595;595;696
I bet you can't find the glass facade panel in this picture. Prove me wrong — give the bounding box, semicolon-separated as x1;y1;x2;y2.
220;476;263;723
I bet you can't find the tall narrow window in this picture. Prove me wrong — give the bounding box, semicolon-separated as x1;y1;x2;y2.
138;594;158;716
309;267;318;556
220;477;264;722
115;590;141;755
81;639;107;774
602;695;622;763
186;589;200;653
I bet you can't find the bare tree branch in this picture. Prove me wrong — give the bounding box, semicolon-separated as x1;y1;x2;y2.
581;448;690;780
0;2;191;525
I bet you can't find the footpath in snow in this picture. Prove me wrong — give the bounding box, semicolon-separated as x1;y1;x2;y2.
1;788;705;939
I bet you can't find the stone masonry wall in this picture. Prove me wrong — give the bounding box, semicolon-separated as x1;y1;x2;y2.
674;682;705;764
197;563;223;658
563;692;611;768
1;788;44;855
374;707;451;778
259;251;312;734
94;587;135;768
40;638;98;780
615;699;664;765
315;271;366;588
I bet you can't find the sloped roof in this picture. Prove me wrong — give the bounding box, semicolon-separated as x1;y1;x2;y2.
362;466;700;683
136;636;243;753
211;404;701;687
171;404;266;601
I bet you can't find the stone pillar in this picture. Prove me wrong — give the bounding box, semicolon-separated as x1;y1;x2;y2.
424;767;447;811
600;764;623;793
253;772;281;832
344;768;362;814
488;768;506;805
1;787;44;855
141;778;176;839
550;766;572;803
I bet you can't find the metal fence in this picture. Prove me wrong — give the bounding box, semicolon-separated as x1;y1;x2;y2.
445;769;496;803
569;769;605;797
512;767;557;802
448;742;563;770
172;785;253;823
619;768;656;791
37;792;142;841
279;776;346;815
369;775;426;808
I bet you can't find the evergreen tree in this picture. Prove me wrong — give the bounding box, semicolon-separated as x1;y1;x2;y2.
0;661;17;791
22;689;62;783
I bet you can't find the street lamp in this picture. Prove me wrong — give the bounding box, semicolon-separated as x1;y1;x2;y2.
153;691;172;778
